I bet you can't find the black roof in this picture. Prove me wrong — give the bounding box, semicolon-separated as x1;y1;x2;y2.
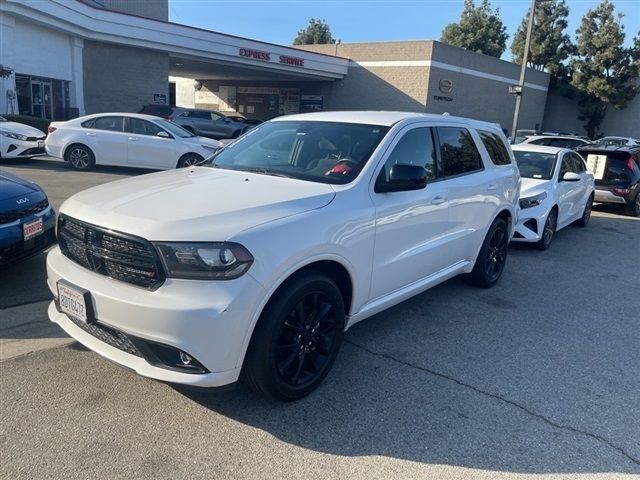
575;144;640;154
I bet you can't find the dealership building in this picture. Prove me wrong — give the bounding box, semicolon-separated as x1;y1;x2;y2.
1;0;637;138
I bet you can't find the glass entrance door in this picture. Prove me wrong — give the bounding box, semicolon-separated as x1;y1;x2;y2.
31;80;53;120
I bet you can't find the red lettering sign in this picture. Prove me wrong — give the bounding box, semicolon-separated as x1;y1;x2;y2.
239;48;271;62
279;55;305;67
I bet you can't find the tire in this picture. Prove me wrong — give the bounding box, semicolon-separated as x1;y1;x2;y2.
574;194;593;227
626;191;640;217
65;144;95;171
177;153;204;168
242;271;346;401
467;217;509;288
535;208;557;250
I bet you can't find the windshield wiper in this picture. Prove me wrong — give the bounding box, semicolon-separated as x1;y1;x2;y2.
238;167;292;178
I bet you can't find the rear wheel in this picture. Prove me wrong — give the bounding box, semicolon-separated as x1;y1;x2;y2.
467;217;509;288
574;195;593;227
65;144;95;171
627;192;640;217
177;153;204;168
242;271;345;401
535;208;557;250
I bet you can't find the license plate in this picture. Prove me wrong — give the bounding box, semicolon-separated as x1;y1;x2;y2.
37;140;45;148
57;281;91;323
23;218;44;241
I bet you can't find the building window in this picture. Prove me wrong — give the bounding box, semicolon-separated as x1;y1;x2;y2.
14;74;71;120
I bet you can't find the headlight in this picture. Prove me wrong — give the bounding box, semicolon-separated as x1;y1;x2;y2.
0;131;29;141
153;242;253;280
201;144;220;153
519;192;547;209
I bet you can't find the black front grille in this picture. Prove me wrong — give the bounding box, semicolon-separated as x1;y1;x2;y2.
25;135;46;142
0;198;49;224
65;314;142;357
19;147;46;156
0;228;56;266
57;215;165;289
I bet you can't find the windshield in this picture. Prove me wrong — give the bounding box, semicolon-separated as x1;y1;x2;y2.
211;121;390;184
514;151;557;180
156;119;195;138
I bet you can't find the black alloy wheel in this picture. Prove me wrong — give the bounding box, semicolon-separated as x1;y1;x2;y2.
468;217;509;288
243;272;345;401
536;208;557;250
575;195;593;227
628;192;640;217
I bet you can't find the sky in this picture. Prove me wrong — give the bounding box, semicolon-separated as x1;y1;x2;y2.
167;0;639;60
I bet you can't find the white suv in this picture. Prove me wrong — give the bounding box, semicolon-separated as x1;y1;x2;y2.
47;112;520;400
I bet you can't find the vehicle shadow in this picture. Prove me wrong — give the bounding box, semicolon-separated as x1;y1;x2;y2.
1;157;155;176
175;213;640;474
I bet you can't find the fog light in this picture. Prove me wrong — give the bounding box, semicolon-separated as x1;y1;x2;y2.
179;352;193;365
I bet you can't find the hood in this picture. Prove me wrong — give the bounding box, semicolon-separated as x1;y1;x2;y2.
520;177;551;198
185;136;222;149
60;167;336;241
0;170;43;202
0;121;46;137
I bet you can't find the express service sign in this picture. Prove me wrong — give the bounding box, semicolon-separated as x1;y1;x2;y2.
238;48;305;68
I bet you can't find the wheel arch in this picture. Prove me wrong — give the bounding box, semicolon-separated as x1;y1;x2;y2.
235;257;355;370
63;142;94;162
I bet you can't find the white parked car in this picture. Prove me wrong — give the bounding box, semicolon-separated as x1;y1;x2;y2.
511;144;595;250
47;111;520;400
45;113;222;170
0;115;47;159
518;135;591;150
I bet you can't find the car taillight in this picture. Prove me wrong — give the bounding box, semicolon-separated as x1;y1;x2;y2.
612;187;631;196
47;126;57;134
626;155;635;172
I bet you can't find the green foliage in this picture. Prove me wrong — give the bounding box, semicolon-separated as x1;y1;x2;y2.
440;0;508;58
293;19;335;45
511;0;573;75
570;0;638;137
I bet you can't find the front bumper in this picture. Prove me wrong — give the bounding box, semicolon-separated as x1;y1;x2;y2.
0;205;56;267
46;247;267;387
512;202;549;243
1;138;46;158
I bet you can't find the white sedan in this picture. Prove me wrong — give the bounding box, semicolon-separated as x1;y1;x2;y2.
0;115;47;159
46;113;222;170
512;144;595;250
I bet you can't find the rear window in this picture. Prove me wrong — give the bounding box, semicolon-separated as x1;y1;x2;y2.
140;105;173;117
479;130;512;165
578;150;636;185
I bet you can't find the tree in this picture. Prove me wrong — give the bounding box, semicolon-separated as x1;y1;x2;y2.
511;0;573;75
293;19;335;45
570;0;638;137
440;0;508;57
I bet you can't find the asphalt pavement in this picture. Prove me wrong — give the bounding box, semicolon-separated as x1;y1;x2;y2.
1;157;639;479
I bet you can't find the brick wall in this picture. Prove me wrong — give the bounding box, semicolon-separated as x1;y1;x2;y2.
82;41;169;114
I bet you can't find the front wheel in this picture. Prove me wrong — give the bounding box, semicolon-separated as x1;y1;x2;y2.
535;208;557;250
177;153;204;168
467;217;509;288
242;272;345;401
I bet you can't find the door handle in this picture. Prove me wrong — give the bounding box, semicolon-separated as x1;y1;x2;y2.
128;137;139;142
86;132;96;137
431;196;446;205
487;184;498;191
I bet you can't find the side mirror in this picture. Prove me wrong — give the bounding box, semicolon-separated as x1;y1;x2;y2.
376;164;427;193
157;131;171;138
562;172;581;182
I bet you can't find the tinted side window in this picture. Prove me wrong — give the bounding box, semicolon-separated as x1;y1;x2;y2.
379;127;438;183
530;138;551;146
437;127;483;176
188;111;211;119
559;155;572;178
127;118;163;136
570;153;586;172
479;130;511;165
92;117;124;132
